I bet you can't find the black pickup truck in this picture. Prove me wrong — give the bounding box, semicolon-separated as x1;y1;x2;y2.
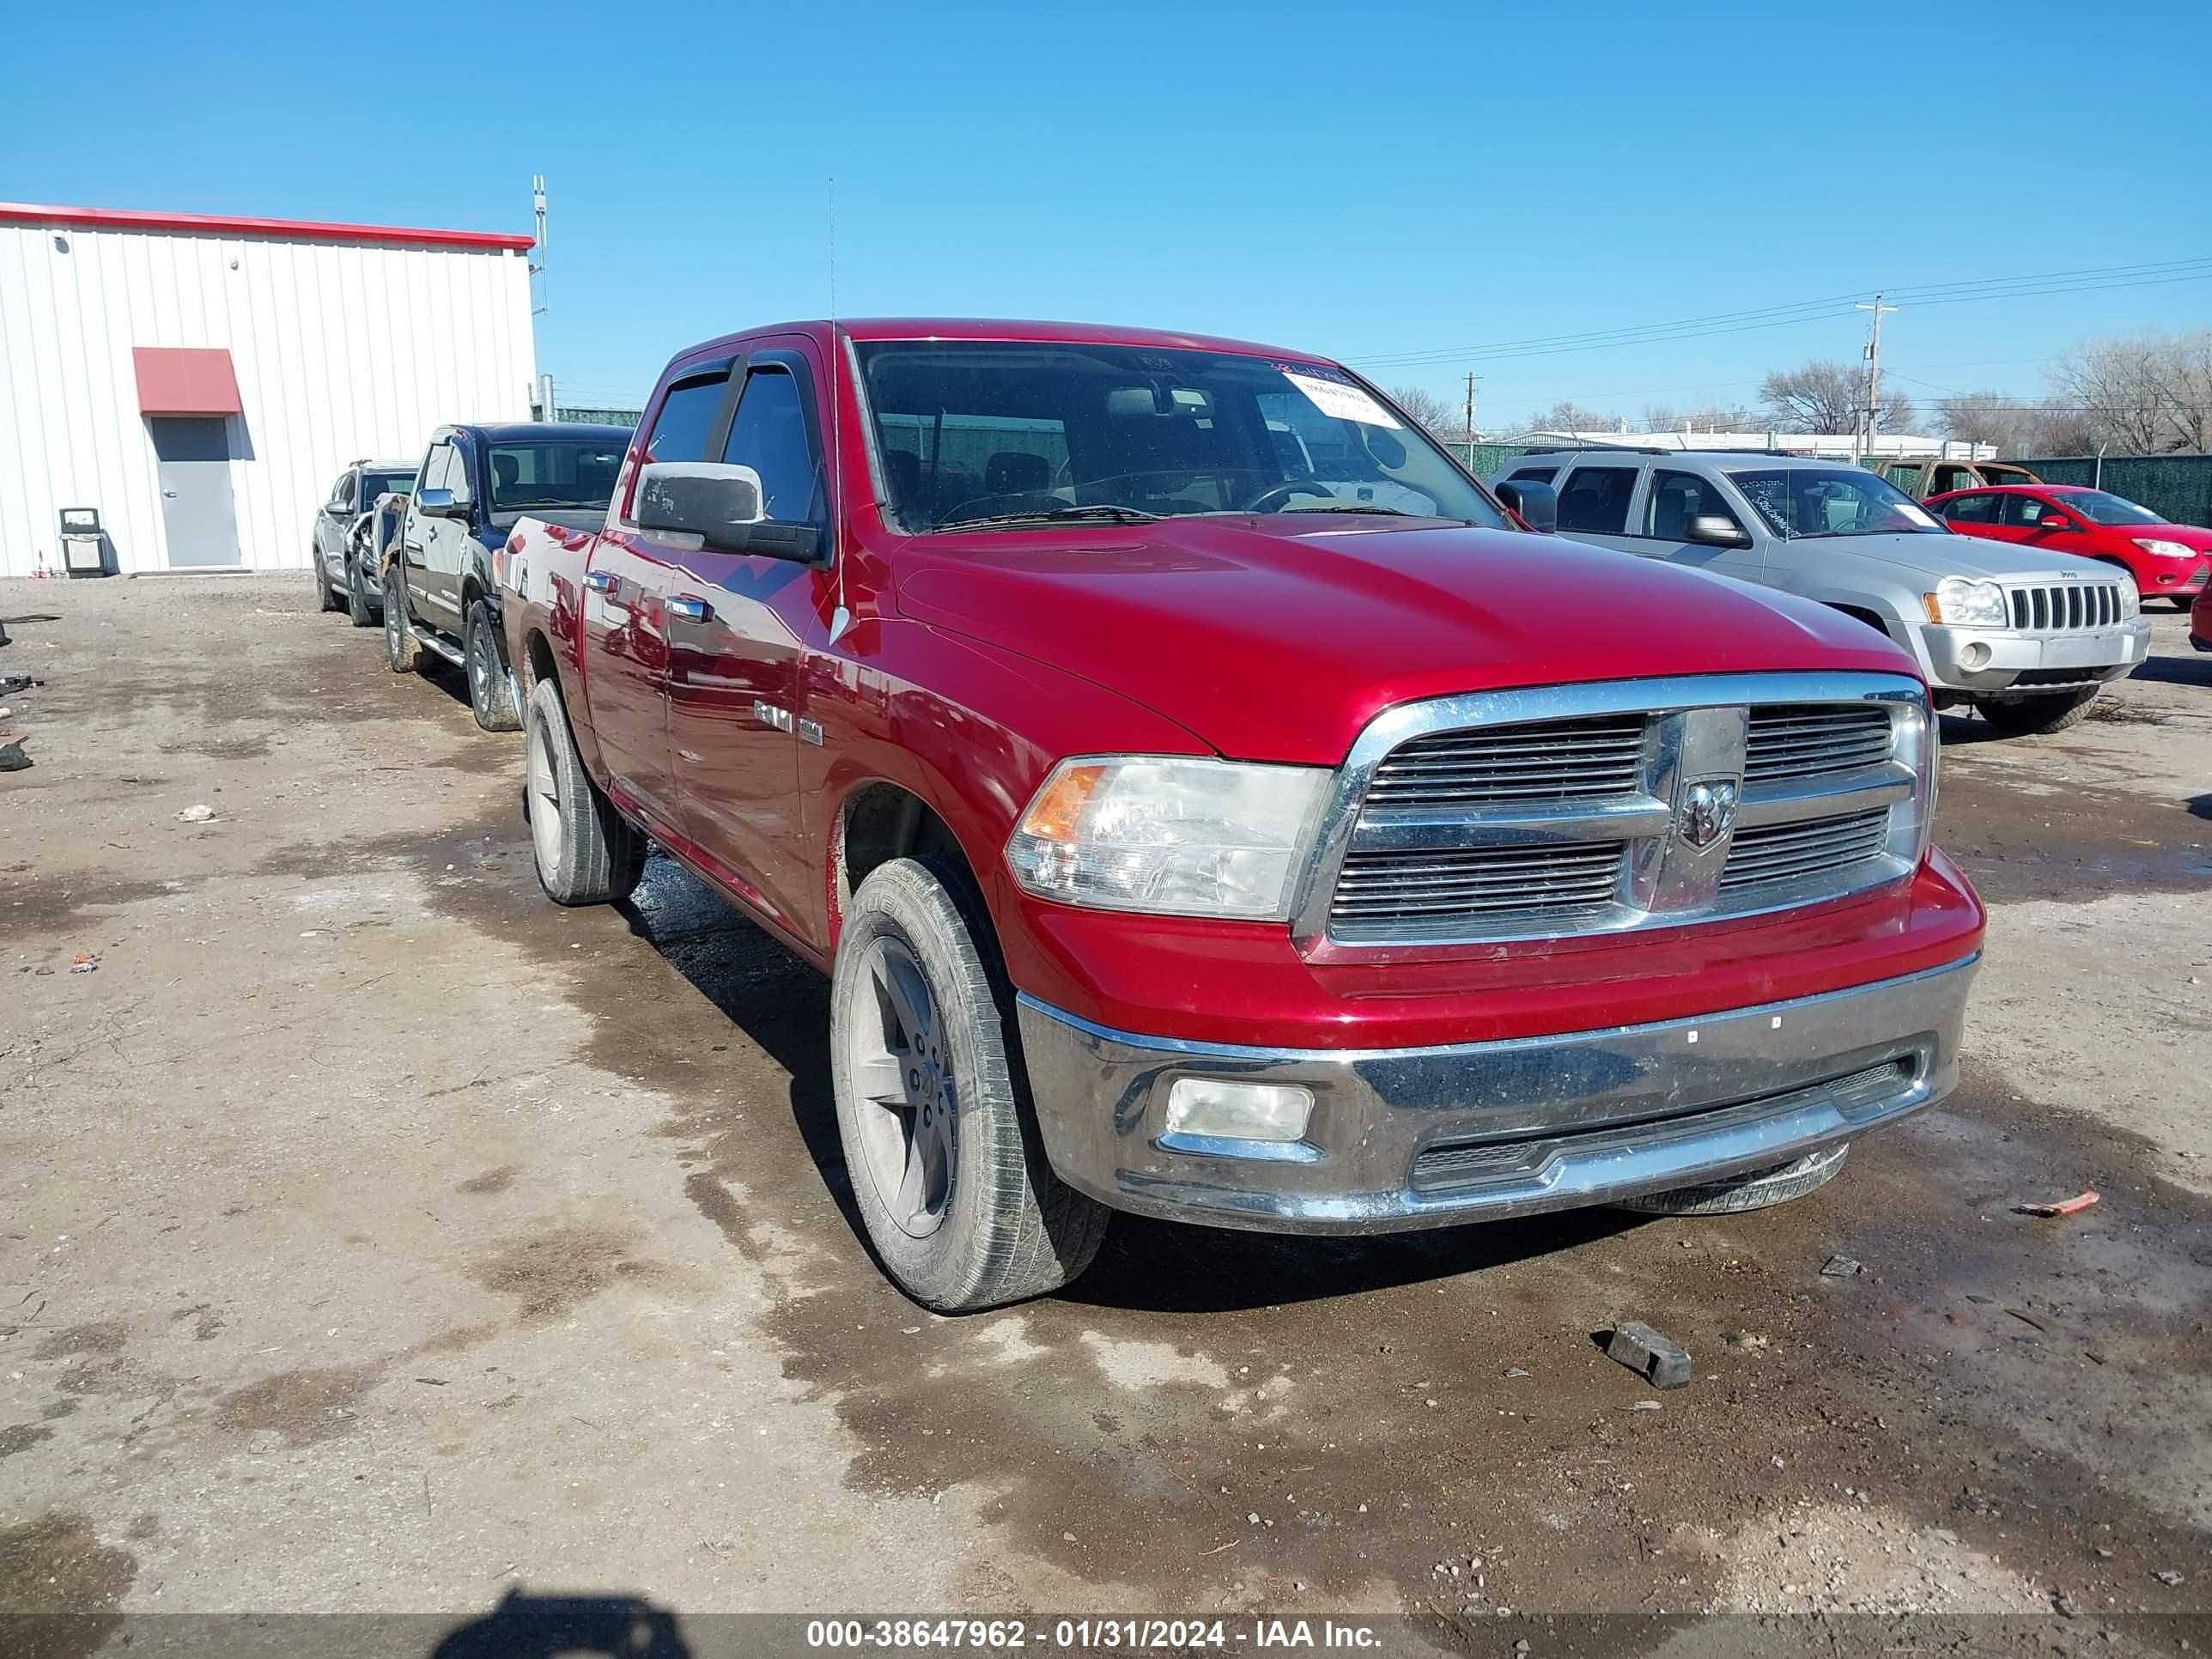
381;422;630;729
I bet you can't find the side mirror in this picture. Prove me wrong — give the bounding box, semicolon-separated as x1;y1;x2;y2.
1686;514;1753;548
2036;515;2077;534
634;462;821;562
416;487;469;520
1496;479;1557;534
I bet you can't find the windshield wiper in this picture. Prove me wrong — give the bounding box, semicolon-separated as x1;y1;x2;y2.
1279;502;1419;516
934;504;1163;532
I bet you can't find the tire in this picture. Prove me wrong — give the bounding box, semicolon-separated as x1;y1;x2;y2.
2169;595;2196;612
523;677;646;906
383;568;428;675
1613;1142;1850;1216
830;857;1109;1313
465;600;521;732
1972;687;2099;736
346;554;378;627
314;549;341;612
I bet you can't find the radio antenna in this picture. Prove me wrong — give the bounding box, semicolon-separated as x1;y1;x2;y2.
530;173;548;316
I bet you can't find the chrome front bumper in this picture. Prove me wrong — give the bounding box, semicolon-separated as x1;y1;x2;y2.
1916;619;2149;692
1015;953;1978;1234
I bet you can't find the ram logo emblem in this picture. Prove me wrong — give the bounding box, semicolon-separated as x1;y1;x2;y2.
1679;779;1740;848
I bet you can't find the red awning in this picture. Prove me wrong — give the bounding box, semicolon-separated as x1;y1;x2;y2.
132;347;242;416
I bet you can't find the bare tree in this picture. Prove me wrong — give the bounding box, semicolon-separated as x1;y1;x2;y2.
1526;400;1625;434
1642;402;1756;433
2048;329;2212;453
1759;359;1915;434
1387;385;1463;439
1936;391;2041;456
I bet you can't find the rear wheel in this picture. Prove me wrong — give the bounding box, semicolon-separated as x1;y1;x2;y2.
346;554;377;627
466;601;521;732
523;678;645;905
383;568;425;674
1972;687;2099;736
1614;1142;1850;1216
314;549;340;611
830;857;1108;1312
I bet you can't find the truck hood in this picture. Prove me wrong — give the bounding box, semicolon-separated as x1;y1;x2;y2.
894;518;1918;765
1811;531;2108;583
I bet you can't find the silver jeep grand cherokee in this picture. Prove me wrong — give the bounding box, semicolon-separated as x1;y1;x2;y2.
1494;450;2151;735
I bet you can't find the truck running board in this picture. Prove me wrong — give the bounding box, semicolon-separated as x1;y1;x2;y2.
414;630;465;667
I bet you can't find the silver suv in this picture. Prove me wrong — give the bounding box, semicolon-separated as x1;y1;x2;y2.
1493;450;2151;736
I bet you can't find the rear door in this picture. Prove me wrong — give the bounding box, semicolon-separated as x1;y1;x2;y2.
1552;462;1643;555
664;347;833;939
1930;490;2002;538
579;364;732;828
419;435;480;631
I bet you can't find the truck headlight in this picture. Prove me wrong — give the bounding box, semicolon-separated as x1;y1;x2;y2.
2133;538;2197;560
2117;580;2141;619
1886;696;1936;867
1006;757;1329;921
1923;577;2009;628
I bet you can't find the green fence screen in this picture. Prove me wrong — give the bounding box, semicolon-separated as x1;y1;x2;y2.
2016;454;2212;528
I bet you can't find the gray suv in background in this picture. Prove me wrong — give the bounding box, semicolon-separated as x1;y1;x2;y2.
1494;450;2151;735
311;458;416;624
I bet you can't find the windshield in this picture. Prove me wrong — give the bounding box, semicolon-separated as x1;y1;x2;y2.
485;439;628;514
2049;488;2164;526
854;341;1507;532
362;470;415;501
1727;466;1947;539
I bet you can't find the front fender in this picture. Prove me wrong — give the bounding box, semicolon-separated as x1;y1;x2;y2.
802;617;1212;968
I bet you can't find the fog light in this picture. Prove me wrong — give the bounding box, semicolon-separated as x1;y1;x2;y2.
1163;1079;1313;1143
1960;641;1991;669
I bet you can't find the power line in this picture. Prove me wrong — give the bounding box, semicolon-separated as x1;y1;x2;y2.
1350;258;2212;371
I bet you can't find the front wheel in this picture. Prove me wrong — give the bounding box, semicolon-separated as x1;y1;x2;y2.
346;555;378;627
1972;687;2099;736
314;550;341;612
523;678;646;905
830;858;1108;1313
465;601;521;732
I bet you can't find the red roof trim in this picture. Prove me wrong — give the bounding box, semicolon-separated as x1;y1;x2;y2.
0;201;533;252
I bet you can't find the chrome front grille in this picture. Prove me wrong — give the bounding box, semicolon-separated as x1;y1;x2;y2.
1719;810;1890;893
1329;842;1625;942
1743;704;1893;784
1364;714;1646;808
1301;673;1929;949
2007;581;2123;631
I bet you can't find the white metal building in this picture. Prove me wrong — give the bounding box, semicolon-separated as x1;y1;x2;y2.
0;202;538;578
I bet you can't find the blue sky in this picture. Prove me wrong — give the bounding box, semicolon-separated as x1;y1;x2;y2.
10;0;2209;428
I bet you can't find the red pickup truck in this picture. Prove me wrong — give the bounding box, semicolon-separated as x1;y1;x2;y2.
500;319;1984;1313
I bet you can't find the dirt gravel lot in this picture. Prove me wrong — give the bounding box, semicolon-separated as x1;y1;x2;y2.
3;574;2209;1655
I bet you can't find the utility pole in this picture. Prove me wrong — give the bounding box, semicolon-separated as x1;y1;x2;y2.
1855;293;1897;463
1462;371;1480;441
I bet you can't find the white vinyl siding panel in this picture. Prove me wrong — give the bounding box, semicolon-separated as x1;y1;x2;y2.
0;220;535;575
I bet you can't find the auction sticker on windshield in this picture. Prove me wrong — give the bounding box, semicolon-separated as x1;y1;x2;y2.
1284;371;1402;429
1893;501;1939;528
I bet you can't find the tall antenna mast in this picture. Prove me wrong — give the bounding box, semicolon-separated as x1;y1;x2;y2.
827;175;837;319
530;173;549;317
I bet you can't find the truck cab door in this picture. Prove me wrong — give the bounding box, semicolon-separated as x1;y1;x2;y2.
578;367;734;830
420;439;478;634
664;349;832;944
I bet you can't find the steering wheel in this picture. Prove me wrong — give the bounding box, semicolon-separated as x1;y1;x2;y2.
1241;480;1337;514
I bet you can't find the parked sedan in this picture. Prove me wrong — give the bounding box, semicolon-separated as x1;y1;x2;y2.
1928;484;2212;611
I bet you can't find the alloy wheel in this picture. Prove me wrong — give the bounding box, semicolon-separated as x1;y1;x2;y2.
844;936;957;1238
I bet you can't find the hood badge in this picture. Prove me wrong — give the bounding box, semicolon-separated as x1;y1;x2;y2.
1679;779;1740;849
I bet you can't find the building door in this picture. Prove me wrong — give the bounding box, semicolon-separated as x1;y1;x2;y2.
149;417;239;567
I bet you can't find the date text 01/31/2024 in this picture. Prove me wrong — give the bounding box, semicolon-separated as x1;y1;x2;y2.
804;1618;1385;1650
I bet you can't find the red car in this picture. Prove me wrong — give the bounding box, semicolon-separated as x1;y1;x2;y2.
497;317;1981;1312
1927;483;2212;610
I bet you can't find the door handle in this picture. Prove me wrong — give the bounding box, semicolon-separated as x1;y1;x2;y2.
581;570;616;593
667;594;713;623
